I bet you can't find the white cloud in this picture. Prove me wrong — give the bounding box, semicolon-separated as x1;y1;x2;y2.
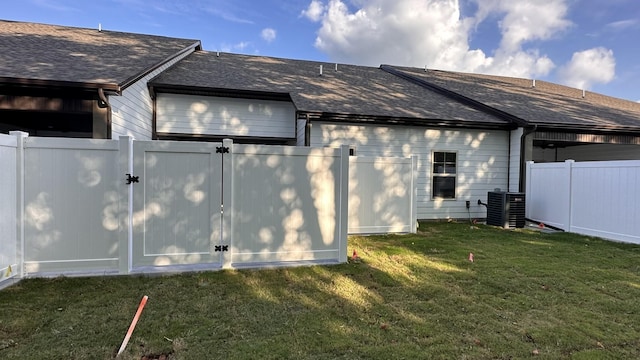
261;28;277;42
220;41;251;52
474;0;571;52
301;0;326;22
302;0;573;79
558;47;616;90
605;19;639;32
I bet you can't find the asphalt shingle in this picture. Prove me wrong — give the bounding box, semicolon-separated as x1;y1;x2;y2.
391;67;640;131
0;20;200;89
150;51;509;126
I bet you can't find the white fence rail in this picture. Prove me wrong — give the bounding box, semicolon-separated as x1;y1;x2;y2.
526;160;640;244
1;132;416;281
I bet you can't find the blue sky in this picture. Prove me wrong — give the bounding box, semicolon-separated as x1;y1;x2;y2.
4;0;640;101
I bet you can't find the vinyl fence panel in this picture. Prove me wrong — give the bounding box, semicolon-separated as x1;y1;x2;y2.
229;144;349;266
569;161;640;243
348;156;417;234
525;161;572;230
526;160;640;244
22;137;121;275
130;140;224;271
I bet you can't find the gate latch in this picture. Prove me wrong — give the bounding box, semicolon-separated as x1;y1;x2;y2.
125;174;139;185
214;245;229;252
216;146;230;154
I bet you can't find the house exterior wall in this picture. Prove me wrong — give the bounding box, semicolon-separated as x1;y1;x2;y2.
310;122;510;220
534;144;640;162
110;50;195;140
156;94;296;139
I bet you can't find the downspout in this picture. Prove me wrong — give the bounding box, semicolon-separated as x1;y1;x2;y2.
519;124;537;192
98;88;112;139
305;113;311;147
506;132;511;191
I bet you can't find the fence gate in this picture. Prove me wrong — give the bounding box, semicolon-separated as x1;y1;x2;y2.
130;140;226;270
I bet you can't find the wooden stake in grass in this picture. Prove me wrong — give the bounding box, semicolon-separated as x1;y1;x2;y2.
117;295;149;356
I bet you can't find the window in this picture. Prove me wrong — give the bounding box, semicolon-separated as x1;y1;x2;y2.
432;151;457;199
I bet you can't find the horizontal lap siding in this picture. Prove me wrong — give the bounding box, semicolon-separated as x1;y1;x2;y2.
310;123;509;219
156;94;296;139
110;50;195;140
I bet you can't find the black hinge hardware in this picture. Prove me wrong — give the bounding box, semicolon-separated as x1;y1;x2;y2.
216;146;230;154
125;174;139;185
214;245;229;252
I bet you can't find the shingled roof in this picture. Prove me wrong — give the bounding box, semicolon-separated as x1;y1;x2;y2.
0;20;200;92
388;66;640;133
149;51;510;128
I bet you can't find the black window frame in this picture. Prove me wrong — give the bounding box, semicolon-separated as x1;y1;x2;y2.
431;151;457;199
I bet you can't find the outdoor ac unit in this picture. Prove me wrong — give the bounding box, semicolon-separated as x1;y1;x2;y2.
486;191;526;229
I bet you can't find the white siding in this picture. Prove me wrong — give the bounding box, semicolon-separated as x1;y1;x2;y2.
310;123;510;220
110;49;195;140
156;94;296;139
534;143;640;162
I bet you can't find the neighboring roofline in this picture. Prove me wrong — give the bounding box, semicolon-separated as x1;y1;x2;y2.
119;41;202;92
149;83;293;102
299;111;515;131
380;65;530;128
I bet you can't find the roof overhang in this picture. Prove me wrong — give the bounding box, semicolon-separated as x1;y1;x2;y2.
0;77;120;97
298;111;515;131
534;129;640;145
149;83;293;102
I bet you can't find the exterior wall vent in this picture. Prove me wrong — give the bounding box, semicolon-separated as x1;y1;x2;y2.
486;191;526;229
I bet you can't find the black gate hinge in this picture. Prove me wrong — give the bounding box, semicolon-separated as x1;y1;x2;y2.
216;146;230;154
214;245;229;252
125;174;139;185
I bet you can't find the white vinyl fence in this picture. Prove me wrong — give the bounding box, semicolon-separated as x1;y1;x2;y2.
0;132;416;283
348;156;417;234
526;160;640;244
0;133;18;286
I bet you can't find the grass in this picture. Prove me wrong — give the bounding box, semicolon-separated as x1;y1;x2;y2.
2;222;640;359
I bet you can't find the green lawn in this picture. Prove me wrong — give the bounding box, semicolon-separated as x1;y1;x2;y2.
2;222;640;359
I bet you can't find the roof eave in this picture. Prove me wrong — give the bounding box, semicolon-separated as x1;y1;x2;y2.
0;77;120;94
299;111;515;130
149;83;293;102
534;123;640;135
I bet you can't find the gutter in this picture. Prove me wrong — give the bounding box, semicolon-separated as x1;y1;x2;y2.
518;124;537;192
98;88;113;139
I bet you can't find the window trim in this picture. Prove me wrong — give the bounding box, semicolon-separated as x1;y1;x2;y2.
431;150;458;200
